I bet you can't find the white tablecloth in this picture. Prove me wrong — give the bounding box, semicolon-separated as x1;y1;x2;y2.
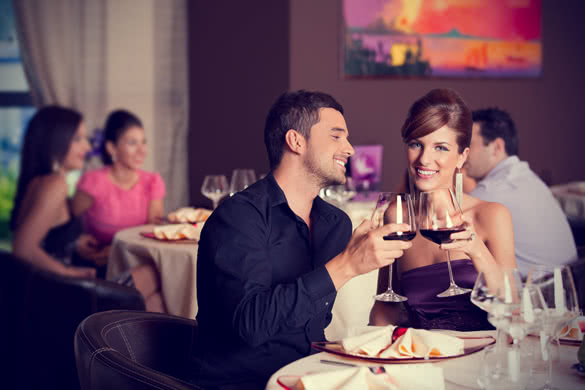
107;224;199;319
266;331;584;390
325;200;378;341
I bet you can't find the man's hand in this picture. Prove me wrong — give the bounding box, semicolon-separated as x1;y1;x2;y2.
326;220;412;290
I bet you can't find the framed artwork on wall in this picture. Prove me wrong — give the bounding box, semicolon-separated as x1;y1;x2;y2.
342;0;542;78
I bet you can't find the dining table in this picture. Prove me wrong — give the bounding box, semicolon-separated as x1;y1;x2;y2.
107;224;200;319
265;330;584;390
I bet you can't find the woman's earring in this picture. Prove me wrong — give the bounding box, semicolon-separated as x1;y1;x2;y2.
455;167;463;208
52;161;60;173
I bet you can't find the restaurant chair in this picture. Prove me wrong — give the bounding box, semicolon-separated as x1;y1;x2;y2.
0;250;145;390
74;310;204;389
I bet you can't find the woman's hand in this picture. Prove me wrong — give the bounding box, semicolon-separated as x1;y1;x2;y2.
440;214;482;257
66;265;96;279
76;234;110;266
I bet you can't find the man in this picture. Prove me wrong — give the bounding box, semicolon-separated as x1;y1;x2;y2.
465;107;576;275
191;90;410;389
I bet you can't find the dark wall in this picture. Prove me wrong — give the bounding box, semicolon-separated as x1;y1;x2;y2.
290;0;585;190
188;1;289;207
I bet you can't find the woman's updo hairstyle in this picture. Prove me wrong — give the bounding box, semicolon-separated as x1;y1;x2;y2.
401;88;472;153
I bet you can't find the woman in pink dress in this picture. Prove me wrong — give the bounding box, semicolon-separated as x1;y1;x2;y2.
73;109;166;311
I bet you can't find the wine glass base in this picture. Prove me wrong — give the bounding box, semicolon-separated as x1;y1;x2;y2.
374;291;408;302
437;285;472;298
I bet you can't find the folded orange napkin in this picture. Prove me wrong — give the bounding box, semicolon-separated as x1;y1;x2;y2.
559;316;584;340
167;207;211;223
297;365;444;390
342;326;464;359
153;223;200;240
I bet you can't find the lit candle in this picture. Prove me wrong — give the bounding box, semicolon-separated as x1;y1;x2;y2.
445;212;453;228
508;348;520;383
503;272;513;304
553;267;566;313
396;195;403;224
522;287;534;323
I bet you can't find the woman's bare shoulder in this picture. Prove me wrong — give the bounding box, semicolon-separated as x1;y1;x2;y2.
32;174;69;201
465;194;512;226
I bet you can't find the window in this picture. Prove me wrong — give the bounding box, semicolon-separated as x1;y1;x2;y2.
0;0;34;242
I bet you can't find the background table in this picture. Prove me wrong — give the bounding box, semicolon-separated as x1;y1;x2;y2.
107;224;199;319
266;331;584;390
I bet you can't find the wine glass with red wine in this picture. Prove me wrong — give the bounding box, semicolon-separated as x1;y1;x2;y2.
371;192;416;302
419;188;471;297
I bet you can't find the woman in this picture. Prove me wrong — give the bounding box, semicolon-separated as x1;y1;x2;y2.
73;109;166;312
73;109;165;255
11;106;98;278
370;89;516;331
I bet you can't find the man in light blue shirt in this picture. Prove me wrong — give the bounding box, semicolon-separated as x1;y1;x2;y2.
465;108;577;275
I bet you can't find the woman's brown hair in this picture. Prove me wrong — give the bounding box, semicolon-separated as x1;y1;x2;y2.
401;88;472;153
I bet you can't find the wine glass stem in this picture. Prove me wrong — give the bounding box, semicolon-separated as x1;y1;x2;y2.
212;199;219;210
445;249;456;285
387;263;394;293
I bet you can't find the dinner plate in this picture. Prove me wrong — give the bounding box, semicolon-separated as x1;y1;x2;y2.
139;231;198;244
311;335;495;364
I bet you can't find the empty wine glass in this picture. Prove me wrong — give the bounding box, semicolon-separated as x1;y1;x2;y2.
419;188;471;297
526;265;579;390
201;175;229;209
372;192;416;302
229;169;257;196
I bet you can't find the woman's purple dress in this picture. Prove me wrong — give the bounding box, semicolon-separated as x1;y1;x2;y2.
400;259;492;331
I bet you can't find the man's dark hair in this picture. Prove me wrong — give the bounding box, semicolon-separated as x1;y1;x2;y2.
264;90;344;169
472;107;518;156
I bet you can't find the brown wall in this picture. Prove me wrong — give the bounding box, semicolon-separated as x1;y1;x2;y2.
188;1;289;207
189;0;585;206
290;0;585;191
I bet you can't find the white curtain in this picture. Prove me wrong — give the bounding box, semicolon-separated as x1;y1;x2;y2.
152;0;189;211
12;0;107;130
12;0;190;212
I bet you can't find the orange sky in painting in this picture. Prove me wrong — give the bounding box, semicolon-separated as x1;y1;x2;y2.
412;0;541;40
344;0;541;41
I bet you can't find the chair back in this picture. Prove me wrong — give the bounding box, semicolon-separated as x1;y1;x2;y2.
75;310;203;389
0;250;145;389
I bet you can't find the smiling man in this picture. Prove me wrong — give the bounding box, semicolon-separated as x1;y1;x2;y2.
190;90;411;390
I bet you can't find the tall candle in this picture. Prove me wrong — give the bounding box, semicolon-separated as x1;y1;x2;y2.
445;212;453;228
396;195;403;224
522;287;535;323
503;272;513;304
554;267;566;313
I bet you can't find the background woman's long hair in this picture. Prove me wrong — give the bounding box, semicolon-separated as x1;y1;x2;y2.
10;106;83;230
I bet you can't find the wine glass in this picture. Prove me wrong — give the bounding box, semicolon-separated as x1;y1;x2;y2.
472;270;526;351
372;192;416;302
526;265;580;390
419;188;471;297
201;175;229;209
229;169;257;196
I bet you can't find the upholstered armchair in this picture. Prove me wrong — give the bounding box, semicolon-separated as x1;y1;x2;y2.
74;310;203;389
0;250;145;389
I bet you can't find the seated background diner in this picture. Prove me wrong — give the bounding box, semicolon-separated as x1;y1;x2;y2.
370;89;517;331
73;109;167;312
464;107;577;275
11;105;98;278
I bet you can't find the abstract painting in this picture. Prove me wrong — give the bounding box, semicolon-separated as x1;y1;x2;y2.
343;0;541;78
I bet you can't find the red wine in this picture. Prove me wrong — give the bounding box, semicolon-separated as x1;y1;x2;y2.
383;231;416;241
420;227;465;245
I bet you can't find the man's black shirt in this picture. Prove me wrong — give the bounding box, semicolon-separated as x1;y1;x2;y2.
191;174;352;389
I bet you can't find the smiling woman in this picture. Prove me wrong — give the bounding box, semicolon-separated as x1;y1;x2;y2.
369;88;517;331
